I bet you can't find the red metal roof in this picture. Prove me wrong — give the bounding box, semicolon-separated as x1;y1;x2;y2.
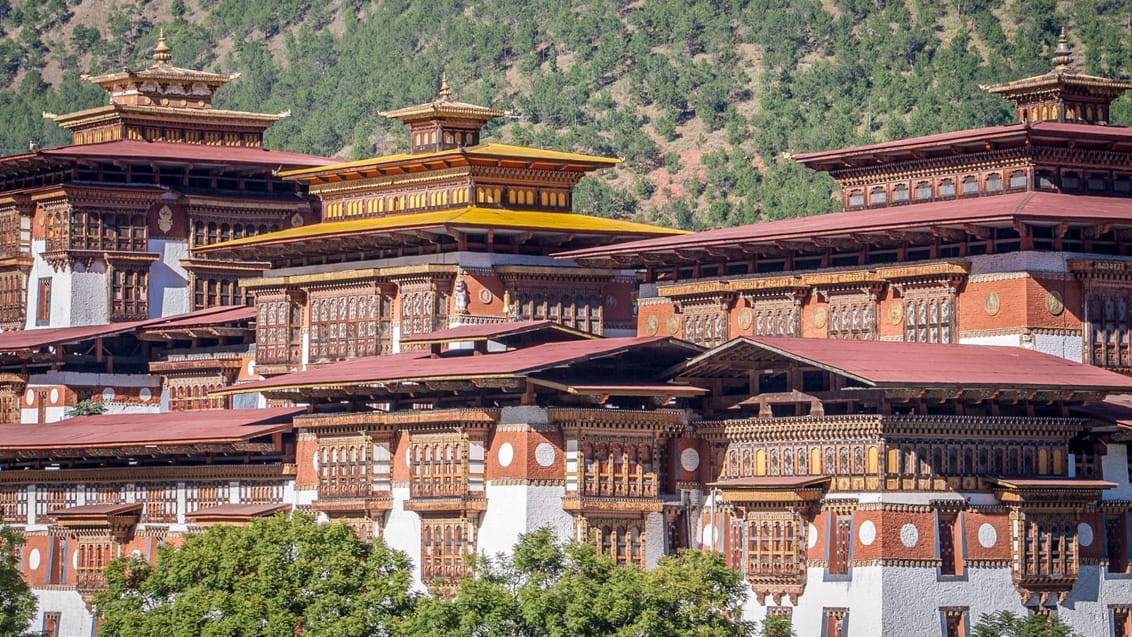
142;305;255;330
187;503;291;520
39;140;333;167
709;476;830;488
50;502;143;517
1075;398;1132;430
221;337;699;395
685;336;1132;392
0;306;255;351
400;320;595;344
559;191;1132;261
990;478;1117;490
0;407;302;450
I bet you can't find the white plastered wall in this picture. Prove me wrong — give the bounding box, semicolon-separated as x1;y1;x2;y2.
148;238;190;318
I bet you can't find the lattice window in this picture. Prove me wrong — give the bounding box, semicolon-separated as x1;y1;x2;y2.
1115;607;1132;637
66;210;147;252
1107;514;1129;574
140;483;177;523
0;271;26;329
579;440;656;499
1086;291;1132;369
310;291;383;362
961;175;979;195
410;436;467;499
401;289;440;337
941;607;968;637
515;290;602;335
750;301;799;337
256;295;301;365
0;208;23;259
0;487;27;523
828;516;851;575
822;608;848;637
110;267;148;321
986;173;1003;193
903;294;953;343
318;441;370;499
682;310;727;347
75;541;116;588
36;487;77;518
746;513;802;579
827;297;875;340
421;519;468;588
192;276;248;310
239;483;285;504
938;513;960;575
1018;516;1077;579
914;181;933;200
168;377;228;412
185;482;230;513
590;519;646;567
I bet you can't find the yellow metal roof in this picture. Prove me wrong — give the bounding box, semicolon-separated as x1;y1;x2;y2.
201;206;685;250
280;143;619;179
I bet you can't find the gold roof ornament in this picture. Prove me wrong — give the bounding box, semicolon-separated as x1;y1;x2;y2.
153;28;172;64
981;27;1132;125
439;72;451;100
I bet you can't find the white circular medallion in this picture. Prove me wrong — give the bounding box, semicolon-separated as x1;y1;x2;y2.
101;387;116;403
72;550;79;570
498;442;514;468
139;388;152;401
247;360;256;377
900;523;919;548
858;520;877;546
978;523;997;549
1078;522;1094;548
49;388;59;404
680;448;700;473
131;549;142;558
534;443;556;467
406;447;411;468
24;389;33;406
28;548;40;570
703;523;716;548
312;450;319;473
808;523;818;549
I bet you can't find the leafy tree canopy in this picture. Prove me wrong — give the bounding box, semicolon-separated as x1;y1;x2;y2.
94;513;416;637
972;610;1081;637
405;528;753;637
0;516;36;637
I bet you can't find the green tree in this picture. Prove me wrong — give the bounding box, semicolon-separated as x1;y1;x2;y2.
972;610;1080;637
95;513;416;637
406;528;753;637
66;399;106;417
759;614;795;637
0;515;36;637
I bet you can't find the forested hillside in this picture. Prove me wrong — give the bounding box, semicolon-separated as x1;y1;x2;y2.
1;0;1130;229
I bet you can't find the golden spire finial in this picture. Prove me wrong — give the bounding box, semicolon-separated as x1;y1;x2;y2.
1052;27;1072;70
153;28;172;64
439;73;451;100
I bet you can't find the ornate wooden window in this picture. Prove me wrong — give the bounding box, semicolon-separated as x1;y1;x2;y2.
75;541;116;588
580;440;656;499
421;518;468;587
110;267;148;321
822;608;848;637
65;210;147;252
827;296;875;340
42;612;61;637
35;277;51;326
1009;170;1028;190
869;186;886;207
746;513;801;579
914;181;933;201
960;175;979;195
1088;174;1107;192
986;172;1003;193
941;607;968;637
401;288;442;337
1114;607;1132;637
192;276;247;310
1017;515;1077;580
1107;514;1129;574
256;294;302;366
168;377;228;412
892;183;909;203
828;516;851;575
1085;291;1132;369
185;482;230;513
750;301;800;337
36;487;77;518
1062;172;1080;191
0;487;27;523
310;291;383;362
938;513;960;575
0;271;26;329
683;310;727;347
938;178;956;198
847;190;864;208
318;441;370;499
410;436;467;499
515;290;602;334
590;518;646;567
139;483;177;523
903;294;953;343
0;207;24;259
239;483;284;503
